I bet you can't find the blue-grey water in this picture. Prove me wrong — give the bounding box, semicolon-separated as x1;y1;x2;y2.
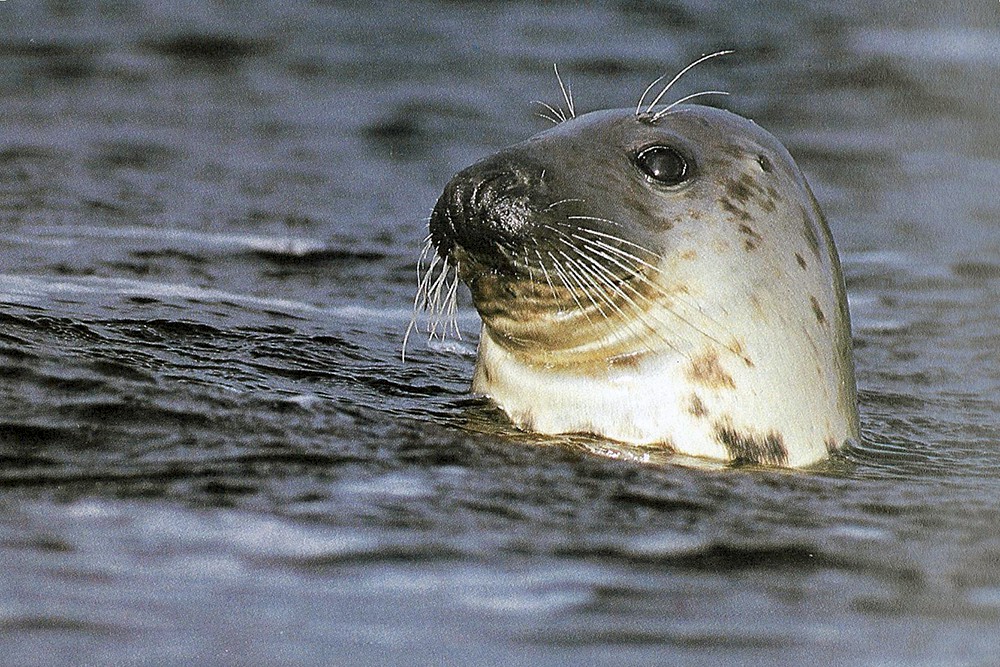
2;1;1000;665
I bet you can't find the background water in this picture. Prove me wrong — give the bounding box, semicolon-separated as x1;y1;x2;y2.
2;1;999;665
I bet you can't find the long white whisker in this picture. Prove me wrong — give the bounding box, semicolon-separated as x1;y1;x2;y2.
554;239;644;321
553;63;575;119
643;49;734;114
555;249;610;321
547;250;592;322
651;91;730;121
565;213;627;229
551;235;680;355
404;233;465;361
574;236;742;355
565;222;662;260
533;100;566;124
554;219;744;357
637;73;668;116
444;265;462;339
544;224;685;352
571;230;663;271
545;198;585;211
532;246;560;302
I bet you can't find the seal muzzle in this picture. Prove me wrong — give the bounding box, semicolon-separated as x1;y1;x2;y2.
429;157;545;273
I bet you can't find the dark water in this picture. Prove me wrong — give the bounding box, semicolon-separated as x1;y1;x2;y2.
2;1;1000;665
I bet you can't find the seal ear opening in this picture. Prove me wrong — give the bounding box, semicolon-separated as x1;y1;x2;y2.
635;145;694;187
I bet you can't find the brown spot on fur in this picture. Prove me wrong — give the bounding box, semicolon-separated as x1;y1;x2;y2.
688;394;708;418
687;349;735;390
749;294;767;321
738;224;762;251
802;206;822;258
810;296;826;324
680;249;698;261
795;253;807;270
825;437;839;454
727;339;754;367
719;197;752;221
726;177;753;204
715;421;788;466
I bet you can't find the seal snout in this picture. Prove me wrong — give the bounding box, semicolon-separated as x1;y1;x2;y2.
429;158;543;271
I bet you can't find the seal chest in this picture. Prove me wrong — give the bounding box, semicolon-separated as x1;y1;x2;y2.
423;104;859;468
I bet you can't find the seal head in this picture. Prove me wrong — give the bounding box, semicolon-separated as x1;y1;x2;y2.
428;105;859;467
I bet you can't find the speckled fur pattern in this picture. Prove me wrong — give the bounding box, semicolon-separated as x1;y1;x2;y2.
428;105;860;468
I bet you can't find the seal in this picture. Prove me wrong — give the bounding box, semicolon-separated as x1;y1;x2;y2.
413;60;860;467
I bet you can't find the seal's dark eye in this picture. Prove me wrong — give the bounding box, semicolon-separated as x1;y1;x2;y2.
636;146;690;187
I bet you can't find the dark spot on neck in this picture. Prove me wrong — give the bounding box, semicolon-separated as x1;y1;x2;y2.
801;207;822;258
716;422;788;466
726;177;753;204
688;394;708;418
739;224;762;251
687;350;735;390
719;197;752;222
810;296;826;324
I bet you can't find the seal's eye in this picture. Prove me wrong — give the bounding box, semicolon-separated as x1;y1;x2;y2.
635;146;691;187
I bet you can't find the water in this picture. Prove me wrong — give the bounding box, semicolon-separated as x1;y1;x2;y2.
2;1;1000;665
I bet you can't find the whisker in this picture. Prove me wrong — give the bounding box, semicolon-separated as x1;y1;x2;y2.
651;91;730;121
551;235;681;356
444;264;462;339
565;213;627;229
642;49;734;115
533;100;566;124
564;222;662;260
555;248;611;321
554;240;648;322
545;198;585;211
532;245;560;302
404;235;464;361
573;236;742;356
551;218;742;356
553;63;575;119
547;250;593;323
